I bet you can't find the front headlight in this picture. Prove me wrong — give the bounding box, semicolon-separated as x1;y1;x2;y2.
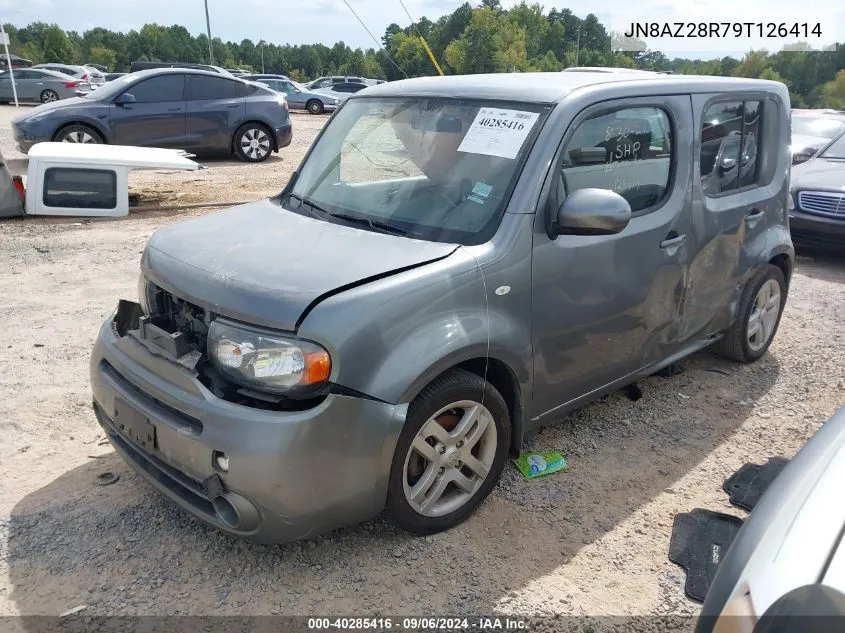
137;273;158;315
208;319;331;394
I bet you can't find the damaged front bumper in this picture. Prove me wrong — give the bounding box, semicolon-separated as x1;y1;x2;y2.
90;300;405;543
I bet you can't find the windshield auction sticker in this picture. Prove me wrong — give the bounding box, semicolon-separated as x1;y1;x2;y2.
458;108;540;160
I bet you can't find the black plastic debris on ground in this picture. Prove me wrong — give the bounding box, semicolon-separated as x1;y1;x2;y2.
723;457;790;512
655;361;685;377
668;508;745;603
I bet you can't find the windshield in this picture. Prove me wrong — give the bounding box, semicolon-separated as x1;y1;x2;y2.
85;74;135;100
285;97;547;245
820;133;845;159
792;115;845;140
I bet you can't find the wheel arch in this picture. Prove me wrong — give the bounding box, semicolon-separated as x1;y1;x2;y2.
51;121;108;143
400;353;525;459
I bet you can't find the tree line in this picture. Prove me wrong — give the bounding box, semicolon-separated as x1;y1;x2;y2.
3;0;844;108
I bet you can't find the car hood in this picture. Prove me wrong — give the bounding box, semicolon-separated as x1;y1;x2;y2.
141;198;460;331
12;97;91;122
791;134;830;153
791;159;845;192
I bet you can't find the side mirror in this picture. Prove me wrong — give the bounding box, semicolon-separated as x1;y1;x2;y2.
719;155;738;172
553;188;631;236
114;92;136;106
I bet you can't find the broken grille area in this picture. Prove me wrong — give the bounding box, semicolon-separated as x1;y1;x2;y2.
140;281;326;412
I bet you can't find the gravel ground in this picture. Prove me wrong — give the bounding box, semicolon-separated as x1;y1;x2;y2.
1;103;845;623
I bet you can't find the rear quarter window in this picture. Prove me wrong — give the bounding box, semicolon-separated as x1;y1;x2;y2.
43;168;117;209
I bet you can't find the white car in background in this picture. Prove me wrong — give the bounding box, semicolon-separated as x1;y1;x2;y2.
696;406;845;632
789;109;845;165
83;65;107;89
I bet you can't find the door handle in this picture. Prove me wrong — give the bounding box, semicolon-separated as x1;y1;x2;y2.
167;107;182;112
745;209;764;228
227;104;239;108
660;234;687;250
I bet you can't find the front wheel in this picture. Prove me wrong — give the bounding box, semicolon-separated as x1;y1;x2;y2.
233;124;273;163
306;99;324;115
387;369;511;536
53;124;102;144
715;264;787;363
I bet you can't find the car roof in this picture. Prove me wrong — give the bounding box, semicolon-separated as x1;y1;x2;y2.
35;63;81;69
29;68;74;79
359;71;786;105
126;67;246;81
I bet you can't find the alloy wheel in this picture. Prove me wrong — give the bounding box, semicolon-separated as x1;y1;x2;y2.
240;127;270;161
747;278;781;352
61;130;97;143
402;400;498;518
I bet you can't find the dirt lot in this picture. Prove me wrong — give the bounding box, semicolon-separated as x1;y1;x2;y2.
1;103;845;624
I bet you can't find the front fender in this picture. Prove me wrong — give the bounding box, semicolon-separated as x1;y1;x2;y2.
296;249;491;405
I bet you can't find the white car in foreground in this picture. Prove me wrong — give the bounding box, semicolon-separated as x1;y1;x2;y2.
696;406;845;632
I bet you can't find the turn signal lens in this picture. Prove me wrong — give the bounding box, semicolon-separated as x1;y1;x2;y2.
303;350;331;384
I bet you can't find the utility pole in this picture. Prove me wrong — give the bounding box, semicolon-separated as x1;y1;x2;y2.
575;27;581;66
204;0;215;65
260;40;265;73
0;24;18;107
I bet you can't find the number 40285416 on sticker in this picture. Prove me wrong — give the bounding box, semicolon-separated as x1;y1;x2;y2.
457;108;540;160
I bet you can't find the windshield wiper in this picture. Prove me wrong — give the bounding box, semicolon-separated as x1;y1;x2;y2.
327;212;408;236
286;192;329;218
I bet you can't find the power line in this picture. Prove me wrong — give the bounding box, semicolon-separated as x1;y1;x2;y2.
339;0;408;78
396;0;444;75
397;0;423;39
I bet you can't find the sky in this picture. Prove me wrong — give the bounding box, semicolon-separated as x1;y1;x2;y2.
0;0;841;60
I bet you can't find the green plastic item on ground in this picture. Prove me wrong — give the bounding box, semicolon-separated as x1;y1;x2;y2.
511;451;568;479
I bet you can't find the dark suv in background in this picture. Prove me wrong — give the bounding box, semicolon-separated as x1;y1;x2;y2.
10;68;292;163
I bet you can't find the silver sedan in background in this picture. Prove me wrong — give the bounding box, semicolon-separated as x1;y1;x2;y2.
251;77;340;114
0;68;90;104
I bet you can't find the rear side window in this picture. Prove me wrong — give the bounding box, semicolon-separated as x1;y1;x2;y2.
43;168;117;209
700;100;762;195
190;75;237;100
560;106;673;213
235;82;256;97
128;75;185;103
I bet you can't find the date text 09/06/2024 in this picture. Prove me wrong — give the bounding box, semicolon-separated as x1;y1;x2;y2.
307;617;528;630
622;22;822;39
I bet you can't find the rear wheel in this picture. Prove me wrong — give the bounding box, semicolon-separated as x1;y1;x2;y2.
53;124;103;145
306;99;324;115
40;89;59;103
233;123;273;163
387;369;510;535
715;264;787;363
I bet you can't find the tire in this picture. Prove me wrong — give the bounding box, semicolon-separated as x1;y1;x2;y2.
52;124;103;145
715;264;787;363
306;99;324;115
233;123;273;163
387;368;511;536
40;89;59;103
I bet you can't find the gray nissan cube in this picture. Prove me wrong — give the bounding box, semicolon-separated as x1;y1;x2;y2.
90;71;794;543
